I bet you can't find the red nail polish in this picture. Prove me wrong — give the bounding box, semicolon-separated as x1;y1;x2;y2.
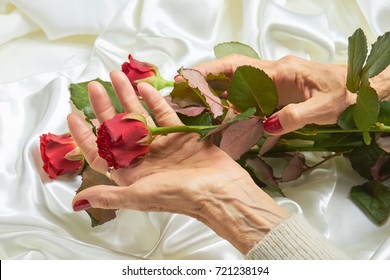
73;199;91;212
264;115;283;133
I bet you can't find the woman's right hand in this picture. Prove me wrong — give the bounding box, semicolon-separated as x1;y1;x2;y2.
189;54;360;135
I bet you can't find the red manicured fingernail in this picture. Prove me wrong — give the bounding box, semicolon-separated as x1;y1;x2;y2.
73;199;91;212
264;115;283;133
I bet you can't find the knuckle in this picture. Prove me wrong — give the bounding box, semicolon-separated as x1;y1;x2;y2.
282;104;302;126
94;191;115;209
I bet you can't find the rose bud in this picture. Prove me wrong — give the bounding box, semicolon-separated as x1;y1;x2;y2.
121;55;173;93
121;55;157;93
96;113;151;169
40;133;84;179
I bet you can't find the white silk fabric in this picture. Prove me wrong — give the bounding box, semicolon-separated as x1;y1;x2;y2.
0;0;389;260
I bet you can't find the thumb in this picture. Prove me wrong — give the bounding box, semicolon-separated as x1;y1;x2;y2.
72;184;150;212
263;97;337;135
72;185;124;211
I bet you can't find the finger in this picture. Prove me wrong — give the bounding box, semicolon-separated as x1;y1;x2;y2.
88;81;116;123
72;171;194;213
137;82;183;126
71;181;167;212
67;113;108;173
263;97;341;135
191;56;237;78
110;70;149;115
191;54;265;78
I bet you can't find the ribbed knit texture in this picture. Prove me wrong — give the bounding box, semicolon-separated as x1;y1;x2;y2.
245;214;347;260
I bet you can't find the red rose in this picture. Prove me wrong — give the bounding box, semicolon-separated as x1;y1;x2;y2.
121;55;156;93
96;113;150;169
40;133;84;179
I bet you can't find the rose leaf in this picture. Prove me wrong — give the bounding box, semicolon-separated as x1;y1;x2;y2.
165;96;206;117
353;86;379;131
350;181;390;226
281;152;305;182
313;132;363;153
205;73;231;95
77;166;117;227
70;79;124;120
378;101;390;125
346;28;368;93
376;136;390;153
361;31;390;82
370;157;390;181
245;156;278;188
227;65;278;117
200;107;257;140
178;112;212;126
220;117;264;160
259;135;281;156
338;104;357;129
179;68;224;118
349;141;386;180
214;41;260;59
170;82;206;108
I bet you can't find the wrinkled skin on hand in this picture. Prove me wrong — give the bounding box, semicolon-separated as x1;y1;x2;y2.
68;71;288;254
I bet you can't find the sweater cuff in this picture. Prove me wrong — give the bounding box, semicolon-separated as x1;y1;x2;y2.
245;214;347;260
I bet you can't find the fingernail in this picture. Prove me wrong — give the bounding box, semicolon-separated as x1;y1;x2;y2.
73;199;91;212
174;74;181;80
264;115;283;133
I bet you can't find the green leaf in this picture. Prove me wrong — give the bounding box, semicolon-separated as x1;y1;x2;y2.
178;112;212;126
349;141;386;180
362;130;372;145
70;79;124;120
337;104;356;129
346;28;368;93
353;86;379;130
228;65;278;116
313;132;362;152
77;166;117;227
214;41;260;59
170;82;206;107
378;101;390;125
350;182;390;226
205;73;231;95
226;107;257;123
361;31;390;81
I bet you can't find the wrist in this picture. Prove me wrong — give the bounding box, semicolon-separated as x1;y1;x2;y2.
197;178;288;254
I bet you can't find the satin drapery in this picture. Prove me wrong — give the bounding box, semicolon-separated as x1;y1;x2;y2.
0;0;389;259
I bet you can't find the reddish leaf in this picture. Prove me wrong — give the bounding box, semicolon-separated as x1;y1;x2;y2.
77;166;117;227
170;82;206;108
245;156;278;187
220;117;263;160
370;157;390;181
282;152;305;182
259;135;281;156
165;96;205;116
180;68;224;118
376;136;390;153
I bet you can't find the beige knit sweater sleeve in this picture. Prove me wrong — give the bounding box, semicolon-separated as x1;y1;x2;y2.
245;214;347;260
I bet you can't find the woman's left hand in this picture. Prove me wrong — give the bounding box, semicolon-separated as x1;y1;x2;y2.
68;70;288;254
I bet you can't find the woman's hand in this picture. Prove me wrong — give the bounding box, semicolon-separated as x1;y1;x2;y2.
190;54;356;135
68;70;288;255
